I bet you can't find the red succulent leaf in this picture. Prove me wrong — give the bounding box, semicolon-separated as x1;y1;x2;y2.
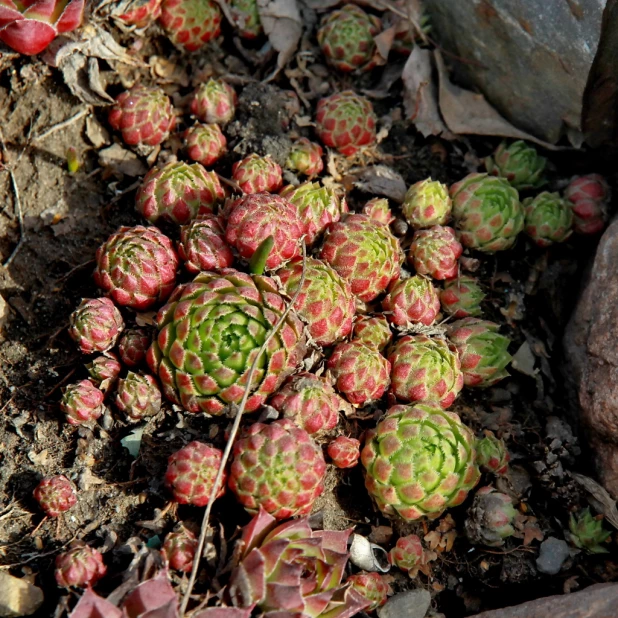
238;506;278;555
0;19;56;54
121;571;178;618
69;588;123;618
55;0;83;31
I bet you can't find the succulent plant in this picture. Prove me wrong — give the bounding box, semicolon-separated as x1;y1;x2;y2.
485;140;546;190
388;335;463;408
564;174;610;205
55;542;107;588
465;486;517;547
570;197;608;235
315;91;377;156
116;330;148;368
447;318;512;387
476;431;510;476
190;78;237;125
523;191;573;247
328;340;391;405
136;161;224;225
165;441;226;506
346;571;390;611
361;403;480;521
33;475;77;517
451;173;524;252
86;354;122;390
115;372;161;421
118;328;152;368
568;508;612;554
94;225;179;311
327;436;361;469
0;0;84;55
108;86;175;147
382;275;440;327
69;297;124;355
317;4;381;73
184;123;227;167
225;193;304;270
320;213;402;302
60;380;105;426
159;0;221;51
353;314;392;351
402;179;452;229
229;419;326;519
231;154;282;195
440;275;485;319
280;182;347;245
114;0;162;27
178;214;234;273
229;0;262;38
285;138;324;177
388;534;426;577
409;226;463;280
269;372;347;435
147;270;306;414
362;197;394;226
276;256;355;346
390;5;431;54
161;525;198;572
229;507;370;616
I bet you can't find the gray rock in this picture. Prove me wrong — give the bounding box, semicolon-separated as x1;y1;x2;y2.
535;537;570;575
469;583;618;617
564;218;618;497
377;589;431;618
422;0;604;143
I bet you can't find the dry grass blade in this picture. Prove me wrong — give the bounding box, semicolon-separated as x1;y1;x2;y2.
179;241;308;617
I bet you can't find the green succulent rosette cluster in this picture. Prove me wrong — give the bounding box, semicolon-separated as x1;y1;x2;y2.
447;318;512;387
402;178;452;229
147;269;306;415
361;403;480;521
485;140;546;190
317;4;381;73
451;173;524;252
523;191;573;247
568;509;612;554
440;275;485;319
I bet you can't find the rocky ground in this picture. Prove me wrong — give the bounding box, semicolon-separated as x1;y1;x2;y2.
0;2;617;618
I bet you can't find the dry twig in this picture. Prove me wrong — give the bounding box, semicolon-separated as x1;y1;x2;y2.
179;241;308;616
31;108;90;143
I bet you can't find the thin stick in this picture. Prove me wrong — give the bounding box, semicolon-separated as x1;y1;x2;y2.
2;162;24;267
31;108;90;143
179;242;308;617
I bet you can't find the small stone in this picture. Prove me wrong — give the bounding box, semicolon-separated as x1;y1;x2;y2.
377;589;431;618
535;537;570;575
0;572;44;617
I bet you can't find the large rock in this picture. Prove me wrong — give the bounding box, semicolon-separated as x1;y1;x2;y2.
423;0;604;143
470;583;618;617
564;218;618;497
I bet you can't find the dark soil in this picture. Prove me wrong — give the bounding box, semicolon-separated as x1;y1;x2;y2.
0;14;617;618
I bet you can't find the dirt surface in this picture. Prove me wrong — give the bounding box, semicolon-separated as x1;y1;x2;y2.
0;12;617;618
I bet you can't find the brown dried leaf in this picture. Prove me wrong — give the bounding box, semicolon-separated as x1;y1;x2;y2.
368;525;393;545
402;47;448;137
98;144;148;177
351;165;407;202
434;50;561;150
257;0;302;73
522;518;544;546
571;472;618;530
